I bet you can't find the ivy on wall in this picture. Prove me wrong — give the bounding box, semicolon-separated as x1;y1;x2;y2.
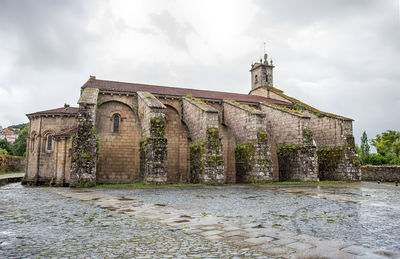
189;128;224;184
189;141;204;183
234;131;272;183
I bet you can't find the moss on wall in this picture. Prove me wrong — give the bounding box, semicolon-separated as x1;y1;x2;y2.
70;105;98;188
277;144;318;181
234;143;255;183
189;141;204;183
150;116;165;138
317;146;360;180
234;132;274;183
139;116;168;184
189;128;224;184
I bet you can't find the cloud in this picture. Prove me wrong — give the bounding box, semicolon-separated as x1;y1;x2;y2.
0;0;96;70
0;0;398;149
148;11;196;50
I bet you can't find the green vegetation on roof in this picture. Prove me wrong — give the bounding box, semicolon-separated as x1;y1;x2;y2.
263;86;353;121
262;101;303;115
186;94;210;108
225;99;258;112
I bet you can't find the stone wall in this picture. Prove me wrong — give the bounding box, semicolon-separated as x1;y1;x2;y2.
96;100;141;184
219;124;237;183
361;165;400;182
222;100;266;143
164;106;190;183
223;100;278;182
317;146;361;181
183;96;224;184
260;102;318;181
70;88;99;187
138;92;166;138
303;110;353;148
182;97;219;142
0;155;25;172
249;87;289;102
24;114;78;185
260;102;311;145
235;132;277;183
53;135;74;186
277;145;318;181
138;92;168;184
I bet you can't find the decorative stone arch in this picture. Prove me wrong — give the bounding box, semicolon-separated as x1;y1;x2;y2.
164;104;190;183
96;100;142;184
98;100;142;132
97;94;136;112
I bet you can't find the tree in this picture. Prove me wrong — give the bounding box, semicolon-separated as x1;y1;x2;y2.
11;124;28;156
0;139;12;154
371;130;400;158
360;131;370;164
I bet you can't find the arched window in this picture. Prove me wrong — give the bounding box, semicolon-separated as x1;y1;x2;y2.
47;135;53;151
113;114;120;133
254;75;258;83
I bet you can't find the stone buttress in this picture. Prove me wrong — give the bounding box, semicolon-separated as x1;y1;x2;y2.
222;100;278;183
137;92;168;184
181;96;224;184
296;107;360;181
70;88;99;187
260;102;318;181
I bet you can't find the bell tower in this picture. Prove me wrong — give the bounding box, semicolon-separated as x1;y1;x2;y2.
250;53;274;90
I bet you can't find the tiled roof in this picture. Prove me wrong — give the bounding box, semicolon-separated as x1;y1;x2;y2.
26;107;79;117
82;78;291;106
1;128;15;135
53;126;77;137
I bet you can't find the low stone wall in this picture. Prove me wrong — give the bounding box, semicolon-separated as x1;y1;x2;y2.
361;165;400;182
0;154;26;172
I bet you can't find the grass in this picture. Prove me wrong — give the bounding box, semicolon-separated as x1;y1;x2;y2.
258;180;352;185
96;182;204;188
0;170;23;175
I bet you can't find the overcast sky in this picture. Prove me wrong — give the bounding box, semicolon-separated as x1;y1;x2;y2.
0;0;399;146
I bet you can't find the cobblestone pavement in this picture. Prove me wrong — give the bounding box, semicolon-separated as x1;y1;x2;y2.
98;182;400;254
2;182;400;259
0;183;269;258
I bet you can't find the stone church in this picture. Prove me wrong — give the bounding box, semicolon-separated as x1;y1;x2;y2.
23;54;360;187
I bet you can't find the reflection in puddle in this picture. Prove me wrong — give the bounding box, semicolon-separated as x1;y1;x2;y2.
99;182;400;252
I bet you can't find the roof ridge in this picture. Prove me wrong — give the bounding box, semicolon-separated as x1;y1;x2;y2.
88;78;249;96
83;78;292;106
